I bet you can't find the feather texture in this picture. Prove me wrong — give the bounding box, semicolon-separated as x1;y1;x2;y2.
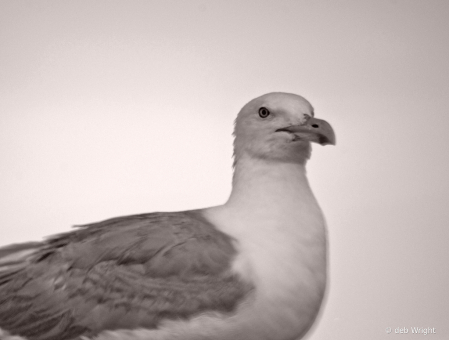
0;211;252;340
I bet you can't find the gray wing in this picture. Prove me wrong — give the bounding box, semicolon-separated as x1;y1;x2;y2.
0;210;252;340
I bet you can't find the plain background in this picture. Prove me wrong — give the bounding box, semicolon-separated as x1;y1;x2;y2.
1;1;448;339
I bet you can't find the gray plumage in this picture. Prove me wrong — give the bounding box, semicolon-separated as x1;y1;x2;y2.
0;211;251;340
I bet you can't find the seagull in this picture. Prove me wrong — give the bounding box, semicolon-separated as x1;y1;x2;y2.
0;92;335;340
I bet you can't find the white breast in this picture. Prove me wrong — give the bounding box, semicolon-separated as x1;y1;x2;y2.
202;198;327;340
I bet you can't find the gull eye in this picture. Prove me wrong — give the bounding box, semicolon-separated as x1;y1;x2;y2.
258;107;270;118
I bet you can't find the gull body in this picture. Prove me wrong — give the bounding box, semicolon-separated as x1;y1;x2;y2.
0;92;335;340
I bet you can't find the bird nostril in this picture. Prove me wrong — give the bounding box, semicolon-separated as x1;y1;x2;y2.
311;124;319;128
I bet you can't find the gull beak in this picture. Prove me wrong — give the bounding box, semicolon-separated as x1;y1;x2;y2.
276;117;336;146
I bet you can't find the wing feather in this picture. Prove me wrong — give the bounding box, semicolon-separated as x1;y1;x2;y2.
0;211;252;340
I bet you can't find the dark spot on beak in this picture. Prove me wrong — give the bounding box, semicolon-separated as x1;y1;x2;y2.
319;136;328;144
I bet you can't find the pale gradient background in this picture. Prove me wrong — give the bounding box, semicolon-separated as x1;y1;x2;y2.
1;1;448;339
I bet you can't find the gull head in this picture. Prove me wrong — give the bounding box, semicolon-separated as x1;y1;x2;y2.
233;92;335;165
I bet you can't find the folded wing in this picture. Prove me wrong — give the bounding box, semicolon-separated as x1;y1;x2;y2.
0;211;252;340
